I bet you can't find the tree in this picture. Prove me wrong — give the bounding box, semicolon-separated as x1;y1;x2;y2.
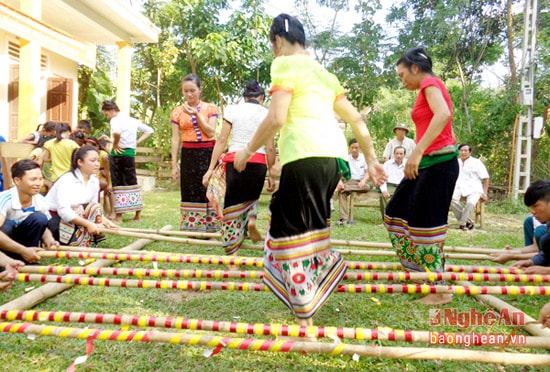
386;0;507;132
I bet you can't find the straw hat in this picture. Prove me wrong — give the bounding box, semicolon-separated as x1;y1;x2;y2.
393;123;410;133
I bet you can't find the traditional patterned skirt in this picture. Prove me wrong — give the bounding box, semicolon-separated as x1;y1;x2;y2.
221;162;267;255
180;143;219;231
384;159;459;274
263;158;346;319
48;203;104;247
111;155;143;214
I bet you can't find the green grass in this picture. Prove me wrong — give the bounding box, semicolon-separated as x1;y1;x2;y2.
0;190;547;371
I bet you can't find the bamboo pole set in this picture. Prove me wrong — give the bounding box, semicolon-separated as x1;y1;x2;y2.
0;226;173;312
39;248;522;275
14;273;550;296
1;309;548;348
112;227;506;255
101;227;502;259
0;321;549;365
19;265;550;284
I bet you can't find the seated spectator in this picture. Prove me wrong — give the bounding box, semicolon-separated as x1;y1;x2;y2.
505;180;550;274
19;121;56;146
70;130;86;147
492;215;547;264
46;146;118;247
451;144;489;230
76;120;92;136
379;146;407;215
39;123;80;183
335;138;369;226
0;159;58;264
382;123;416;162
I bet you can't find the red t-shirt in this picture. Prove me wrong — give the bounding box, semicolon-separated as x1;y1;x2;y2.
411;76;455;155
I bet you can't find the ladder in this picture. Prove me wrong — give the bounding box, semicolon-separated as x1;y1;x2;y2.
512;0;538;200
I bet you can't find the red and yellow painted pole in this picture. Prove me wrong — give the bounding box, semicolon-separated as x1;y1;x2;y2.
19;265;548;283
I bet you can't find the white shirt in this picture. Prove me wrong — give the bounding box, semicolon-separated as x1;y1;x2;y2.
223;102;267;154
110;113;154;149
46;169;100;222
349;153;367;181
382;137;416;160
379;158;406;193
0;187;50;226
454;156;489;197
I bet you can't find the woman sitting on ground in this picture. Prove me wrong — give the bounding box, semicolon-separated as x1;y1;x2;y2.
46;146;118;246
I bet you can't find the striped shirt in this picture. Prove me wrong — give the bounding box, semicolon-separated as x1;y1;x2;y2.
0;187;50;226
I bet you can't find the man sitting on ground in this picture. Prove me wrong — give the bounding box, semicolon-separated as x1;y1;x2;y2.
0;159;58;264
504;180;550;274
491;215;547;265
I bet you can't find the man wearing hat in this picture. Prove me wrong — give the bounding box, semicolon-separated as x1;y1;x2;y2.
382;123;416;162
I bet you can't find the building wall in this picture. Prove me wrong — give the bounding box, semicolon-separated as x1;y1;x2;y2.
0;29;79;140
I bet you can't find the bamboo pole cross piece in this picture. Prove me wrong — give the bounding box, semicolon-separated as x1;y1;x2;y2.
19;265;550;284
113;227;507;255
0;225;174;312
1;322;549;365
15;274;550;296
102;228;501;260
2;309;549;348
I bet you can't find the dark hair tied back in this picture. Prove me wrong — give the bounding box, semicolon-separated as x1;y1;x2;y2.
243;80;264;98
269;14;306;47
397;47;433;74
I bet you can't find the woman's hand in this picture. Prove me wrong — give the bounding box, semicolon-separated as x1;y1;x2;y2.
266;175;277;192
367;160;387;187
234;149;251;172
171;165;180;182
404;149;422;180
202;169;213;187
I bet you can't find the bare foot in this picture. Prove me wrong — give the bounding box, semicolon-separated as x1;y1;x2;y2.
416;293;453;305
247;219;262;243
132;212;142;221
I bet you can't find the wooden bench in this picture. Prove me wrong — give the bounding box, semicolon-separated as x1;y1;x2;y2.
348;189;383;221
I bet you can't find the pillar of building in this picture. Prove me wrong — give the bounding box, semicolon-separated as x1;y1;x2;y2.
116;41;133;114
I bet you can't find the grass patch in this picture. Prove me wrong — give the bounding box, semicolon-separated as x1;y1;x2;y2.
0;190;547;371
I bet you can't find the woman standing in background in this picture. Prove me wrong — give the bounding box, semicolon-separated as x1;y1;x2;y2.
171;74;219;232
203;80;276;257
101;100;154;223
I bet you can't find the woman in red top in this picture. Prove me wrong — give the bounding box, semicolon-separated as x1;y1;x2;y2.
170;74;219;231
384;47;459;305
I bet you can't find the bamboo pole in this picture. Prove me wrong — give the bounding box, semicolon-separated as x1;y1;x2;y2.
1;309;548;348
19;265;549;284
38;250;265;267
0;225;173;311
345;261;521;274
1;321;549;365
117;227;219;238
115;227;505;255
454;280;550;338
38;246;491;265
14;274;550;296
39;249;520;275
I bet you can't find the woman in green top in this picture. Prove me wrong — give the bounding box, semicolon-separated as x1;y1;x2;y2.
234;14;386;328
